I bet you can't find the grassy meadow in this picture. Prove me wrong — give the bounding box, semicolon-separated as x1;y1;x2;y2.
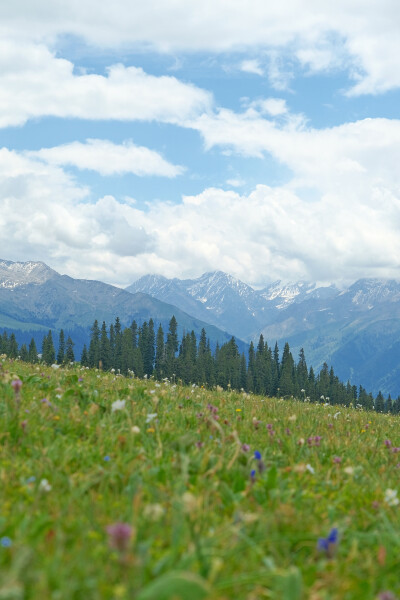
0;356;399;599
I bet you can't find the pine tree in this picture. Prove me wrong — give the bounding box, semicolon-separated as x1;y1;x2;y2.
19;343;29;362
120;327;134;375
99;321;111;370
296;348;308;396
165;316;178;378
28;338;38;363
113;317;123;371
155;324;165;379
65;336;75;363
8;333;19;358
246;341;255;392
279;342;295;397
57;329;65;364
80;344;88;367
88;320;100;368
375;391;385;413
42;331;55;365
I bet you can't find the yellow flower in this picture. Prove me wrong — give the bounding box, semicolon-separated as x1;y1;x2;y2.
235;408;242;412
147;427;155;433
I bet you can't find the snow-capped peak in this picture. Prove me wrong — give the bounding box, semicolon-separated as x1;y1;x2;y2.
0;259;55;289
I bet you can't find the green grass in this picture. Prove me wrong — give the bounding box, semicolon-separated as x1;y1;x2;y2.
0;357;399;599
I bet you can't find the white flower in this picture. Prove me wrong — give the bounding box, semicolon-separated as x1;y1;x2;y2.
333;412;341;419
39;479;52;492
111;399;126;412
306;464;315;474
384;488;399;507
146;413;157;423
131;426;140;434
51;364;60;369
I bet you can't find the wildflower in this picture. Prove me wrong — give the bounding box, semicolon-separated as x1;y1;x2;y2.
317;527;338;558
344;466;354;475
145;413;157;423
306;464;315;474
143;504;165;521
131;426;140;434
39;479;52;492
11;379;23;393
384;439;392;448
147;427;155;433
241;444;250;452
195;441;204;449
51;364;60;369
250;469;256;483
111;399;126;412
0;537;12;548
384;489;399;507
254;450;262;460
333;456;342;464
106;523;132;553
103;455;111;462
235;408;242;412
391;447;400;453
378;592;397;600
333;412;341;419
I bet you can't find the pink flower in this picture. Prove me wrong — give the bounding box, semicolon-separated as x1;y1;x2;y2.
106;523;133;552
11;379;23;393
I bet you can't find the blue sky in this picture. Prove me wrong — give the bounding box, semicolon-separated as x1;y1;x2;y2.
1;1;400;287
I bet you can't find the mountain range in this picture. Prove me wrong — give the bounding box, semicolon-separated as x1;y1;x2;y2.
127;271;400;396
0;259;246;354
1;259;399;396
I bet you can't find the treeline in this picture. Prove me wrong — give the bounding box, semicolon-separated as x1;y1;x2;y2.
1;317;399;414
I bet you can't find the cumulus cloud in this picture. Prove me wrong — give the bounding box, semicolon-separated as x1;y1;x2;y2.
31;139;184;177
0;40;212;128
1;131;400;287
2;1;400;94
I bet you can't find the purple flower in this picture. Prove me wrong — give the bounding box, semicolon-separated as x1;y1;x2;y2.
241;444;250;452
317;527;339;558
254;450;262;460
384;439;392;448
11;379;23;393
333;456;342;464
106;523;132;552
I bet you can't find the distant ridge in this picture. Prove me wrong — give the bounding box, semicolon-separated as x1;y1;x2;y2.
127;271;400;395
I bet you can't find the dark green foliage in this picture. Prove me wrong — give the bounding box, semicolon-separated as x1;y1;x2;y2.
28;338;38;363
57;329;65;364
42;331;56;365
65;336;75;363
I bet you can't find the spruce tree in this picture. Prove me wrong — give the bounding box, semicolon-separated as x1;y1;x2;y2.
155;324;165;379
99;321;111;370
57;329;65;364
28;338;38;363
65;336;75;363
375;391;385;413
80;344;88;367
19;343;29;362
88;320;100;368
8;333;19;359
165;316;178;378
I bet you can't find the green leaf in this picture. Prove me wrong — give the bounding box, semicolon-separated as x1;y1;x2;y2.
136;571;211;600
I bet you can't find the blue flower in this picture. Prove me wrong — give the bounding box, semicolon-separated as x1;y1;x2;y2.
250;469;256;483
0;537;12;548
254;450;262;460
103;455;111;462
318;528;339;557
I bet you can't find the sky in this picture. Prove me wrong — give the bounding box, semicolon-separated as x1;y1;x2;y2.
1;0;400;288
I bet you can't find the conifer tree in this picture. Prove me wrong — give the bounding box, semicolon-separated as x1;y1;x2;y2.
246;341;255;392
279;342;295;397
165;316;178;378
8;333;19;359
65;336;75;363
99;321;111;370
28;338;38;363
113;317;123;371
80;344;88;367
155;324;165;379
375;391;385;413
88;320;100;368
42;331;55;365
19;343;29;362
57;329;65;364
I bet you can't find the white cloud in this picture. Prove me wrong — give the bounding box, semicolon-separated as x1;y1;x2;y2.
240;60;264;76
1;129;400;287
249;98;288;116
0;40;212;128
2;1;399;94
31;139;184;177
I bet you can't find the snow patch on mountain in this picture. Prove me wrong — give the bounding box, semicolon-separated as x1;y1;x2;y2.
0;260;55;288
